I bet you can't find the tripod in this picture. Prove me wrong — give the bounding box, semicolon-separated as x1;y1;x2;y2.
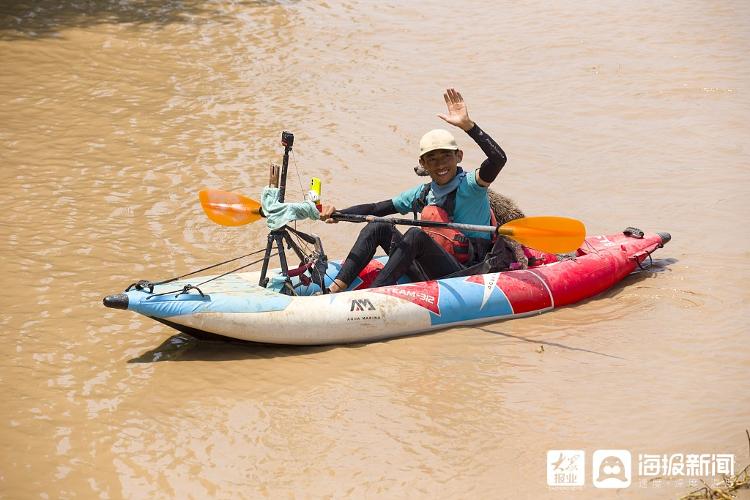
257;131;327;294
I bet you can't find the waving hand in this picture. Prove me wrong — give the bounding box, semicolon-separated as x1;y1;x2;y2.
437;88;475;131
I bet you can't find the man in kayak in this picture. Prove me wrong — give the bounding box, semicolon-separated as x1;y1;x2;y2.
320;88;507;293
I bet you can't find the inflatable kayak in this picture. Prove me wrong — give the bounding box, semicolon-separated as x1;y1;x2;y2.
103;229;670;345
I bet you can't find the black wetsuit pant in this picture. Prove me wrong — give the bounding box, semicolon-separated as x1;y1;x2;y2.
336;221;464;288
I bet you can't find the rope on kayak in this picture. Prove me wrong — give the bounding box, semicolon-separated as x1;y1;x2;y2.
288;224;312;254
291;150;306;202
284;224;334;291
125;248;268;294
287;231;335;290
284;229;335;289
287;151;337;289
635;242;664;271
636;253;654;270
582;239;602;256
624;227;662;271
145;252;279;299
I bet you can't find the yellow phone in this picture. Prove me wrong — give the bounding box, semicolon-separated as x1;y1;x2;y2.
310;177;321;200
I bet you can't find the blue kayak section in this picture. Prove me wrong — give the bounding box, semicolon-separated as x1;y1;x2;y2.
125;276;293;318
127;291;293;318
430;277;514;326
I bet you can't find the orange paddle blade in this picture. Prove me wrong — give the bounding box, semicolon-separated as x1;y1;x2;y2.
499;216;586;254
199;189;262;226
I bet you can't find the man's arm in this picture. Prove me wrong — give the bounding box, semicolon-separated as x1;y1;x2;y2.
436;89;507;187
320;199;396;222
467;123;507;187
339;200;397;216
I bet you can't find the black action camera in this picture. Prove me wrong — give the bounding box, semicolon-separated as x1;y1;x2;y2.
281;131;294;148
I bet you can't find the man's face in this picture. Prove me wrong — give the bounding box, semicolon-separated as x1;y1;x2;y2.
419;149;463;185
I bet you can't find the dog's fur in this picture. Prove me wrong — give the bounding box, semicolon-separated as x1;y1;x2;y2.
488;189;528;268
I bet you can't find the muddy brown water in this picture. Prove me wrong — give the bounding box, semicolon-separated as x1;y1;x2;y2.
1;1;748;498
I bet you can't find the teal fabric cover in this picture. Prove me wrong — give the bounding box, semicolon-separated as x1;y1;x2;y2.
261;186;320;230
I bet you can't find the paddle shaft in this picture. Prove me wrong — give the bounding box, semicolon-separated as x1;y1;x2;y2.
199;188;585;253
331;212;511;236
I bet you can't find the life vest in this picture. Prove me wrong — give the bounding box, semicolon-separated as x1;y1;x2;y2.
411;183;497;264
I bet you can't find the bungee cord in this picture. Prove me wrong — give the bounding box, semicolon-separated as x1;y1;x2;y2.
143;251;280;299
125;248;269;294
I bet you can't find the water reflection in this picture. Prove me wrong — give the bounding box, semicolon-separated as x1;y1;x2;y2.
0;0;296;40
127;332;356;363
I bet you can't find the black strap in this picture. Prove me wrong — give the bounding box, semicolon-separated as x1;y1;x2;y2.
412;182;431;219
411;182;458;220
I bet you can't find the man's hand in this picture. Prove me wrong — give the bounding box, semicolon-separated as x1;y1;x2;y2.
437;88;475;132
320;204;338;223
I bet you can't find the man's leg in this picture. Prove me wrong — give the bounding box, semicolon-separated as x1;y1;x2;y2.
370;227;463;288
329;221;399;292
